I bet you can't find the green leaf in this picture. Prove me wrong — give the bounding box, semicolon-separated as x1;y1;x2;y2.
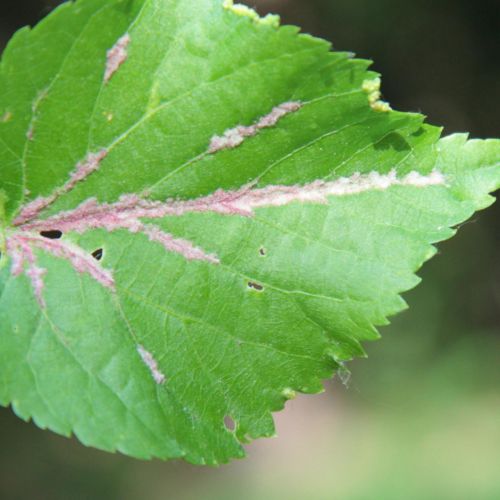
0;0;499;464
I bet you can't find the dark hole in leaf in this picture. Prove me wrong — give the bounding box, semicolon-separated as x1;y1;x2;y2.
223;415;236;432
248;281;263;291
259;247;266;256
40;230;62;239
91;248;103;261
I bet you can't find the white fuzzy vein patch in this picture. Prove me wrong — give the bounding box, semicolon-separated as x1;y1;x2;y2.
137;345;166;385
14;149;108;226
215;169;447;213
6;232;114;306
208;101;302;153
10;168;445;307
104;33;131;83
19;169;446;228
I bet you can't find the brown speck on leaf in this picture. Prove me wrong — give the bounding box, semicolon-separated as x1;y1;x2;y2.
223;415;236;432
248;281;264;291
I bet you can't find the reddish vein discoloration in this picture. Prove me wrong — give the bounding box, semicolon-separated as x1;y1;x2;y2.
137;345;166;385
67;149;109;191
7;232;115;304
208;101;302;153
14;149;108;226
27;235;115;290
14;196;56;227
25;264;47;306
166;169;446;214
20;169;445;233
104;34;131;83
26;124;35;141
7;237;47;307
25;88;49;143
9;155;445;309
196;169;446;213
18;197;219;264
7;142;219;305
143;225;220;264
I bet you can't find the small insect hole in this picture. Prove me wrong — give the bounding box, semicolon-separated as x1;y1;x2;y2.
259;247;266;256
223;415;236;432
248;281;263;291
91;248;103;261
40;230;62;239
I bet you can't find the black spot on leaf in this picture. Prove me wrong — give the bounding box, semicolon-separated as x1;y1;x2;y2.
40;230;62;239
91;248;103;261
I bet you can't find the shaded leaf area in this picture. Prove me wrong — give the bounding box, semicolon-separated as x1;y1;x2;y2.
0;0;499;463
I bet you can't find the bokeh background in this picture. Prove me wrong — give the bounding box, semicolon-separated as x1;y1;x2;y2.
1;1;499;498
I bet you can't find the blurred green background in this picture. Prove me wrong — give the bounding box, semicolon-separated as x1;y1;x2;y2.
1;1;499;498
